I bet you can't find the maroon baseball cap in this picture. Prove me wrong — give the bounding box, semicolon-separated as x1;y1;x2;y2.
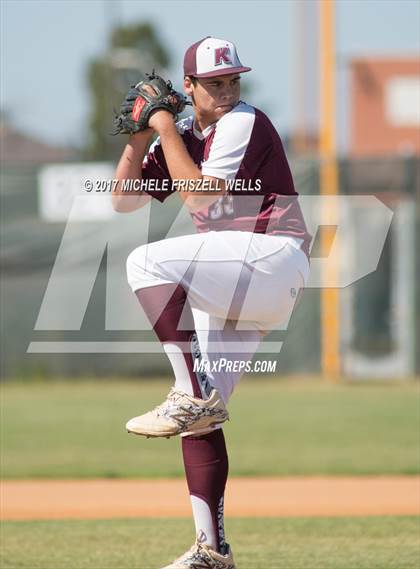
184;37;252;78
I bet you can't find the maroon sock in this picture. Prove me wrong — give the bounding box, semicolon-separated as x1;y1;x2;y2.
135;284;211;398
182;429;229;553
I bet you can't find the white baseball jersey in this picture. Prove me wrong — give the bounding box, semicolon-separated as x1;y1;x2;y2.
141;101;312;258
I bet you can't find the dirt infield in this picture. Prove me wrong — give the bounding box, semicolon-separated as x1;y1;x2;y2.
1;476;419;520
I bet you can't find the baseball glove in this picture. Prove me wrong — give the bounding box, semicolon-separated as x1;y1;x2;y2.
112;71;189;135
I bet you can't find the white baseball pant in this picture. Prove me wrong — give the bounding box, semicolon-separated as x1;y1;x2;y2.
126;230;310;403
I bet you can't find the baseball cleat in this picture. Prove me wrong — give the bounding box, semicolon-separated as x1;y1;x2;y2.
160;540;235;568
125;387;229;438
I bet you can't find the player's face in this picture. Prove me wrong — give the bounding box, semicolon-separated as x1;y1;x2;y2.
185;74;241;125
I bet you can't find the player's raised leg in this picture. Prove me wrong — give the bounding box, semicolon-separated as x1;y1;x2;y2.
125;243;229;438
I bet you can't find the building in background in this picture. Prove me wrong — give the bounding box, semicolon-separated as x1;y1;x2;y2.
350;58;420;157
341;57;420;379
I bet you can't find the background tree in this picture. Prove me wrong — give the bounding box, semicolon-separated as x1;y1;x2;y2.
86;23;170;160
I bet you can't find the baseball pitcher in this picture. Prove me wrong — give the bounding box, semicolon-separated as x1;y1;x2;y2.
112;36;311;568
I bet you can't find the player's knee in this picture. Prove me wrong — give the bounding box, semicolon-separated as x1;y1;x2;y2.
126;245;150;286
127;245;146;270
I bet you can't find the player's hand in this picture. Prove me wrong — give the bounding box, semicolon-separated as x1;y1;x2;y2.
148;109;176;133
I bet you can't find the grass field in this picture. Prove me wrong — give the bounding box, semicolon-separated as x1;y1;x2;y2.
1;516;419;568
1;377;419;478
2;378;419;569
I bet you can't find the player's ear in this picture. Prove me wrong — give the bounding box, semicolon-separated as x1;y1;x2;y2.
184;76;194;96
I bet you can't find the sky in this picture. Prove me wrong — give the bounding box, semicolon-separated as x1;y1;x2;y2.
1;0;419;151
